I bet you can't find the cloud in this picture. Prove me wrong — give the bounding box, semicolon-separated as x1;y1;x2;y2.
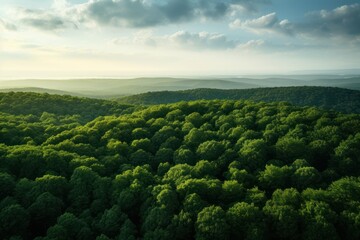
52;0;70;10
113;30;239;50
0;18;17;31
72;0;268;28
112;30;158;47
168;31;237;49
231;0;270;12
301;3;360;38
14;7;77;31
6;0;268;31
230;12;294;35
231;4;360;40
238;39;265;49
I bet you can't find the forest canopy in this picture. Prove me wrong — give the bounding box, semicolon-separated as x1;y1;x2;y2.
118;87;360;114
0;92;360;239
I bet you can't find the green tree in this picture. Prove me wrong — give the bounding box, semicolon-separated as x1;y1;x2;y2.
292;167;320;189
195;206;229;240
275;137;307;163
0;204;29;239
263;204;300;239
339;204;360;240
154;148;174;166
238;139;267;171
332;133;360;175
183;193;208;218
0;172;16;199
177;178;222;203
130;149;153;166
192;160;217;178
28;192;64;237
227;202;265;239
196;140;225;161
68;166;99;214
174;148;196;165
185;112;203;128
170;210;194;240
327;177;360;211
35;174;69;199
300;201;339;240
184;129;209;149
97;205;126;238
221;180;245;204
54;212;92;240
259;164;292;191
117;219;137;240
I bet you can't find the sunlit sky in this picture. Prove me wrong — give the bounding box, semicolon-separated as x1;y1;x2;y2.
1;0;360;78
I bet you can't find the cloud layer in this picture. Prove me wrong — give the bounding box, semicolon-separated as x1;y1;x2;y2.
231;3;360;40
8;0;266;31
230;12;293;35
11;0;359;43
303;3;360;38
0;18;17;31
15;7;77;31
168;31;237;49
113;30;239;50
75;0;267;28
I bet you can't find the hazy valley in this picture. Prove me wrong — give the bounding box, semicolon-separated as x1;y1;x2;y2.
1;75;359;98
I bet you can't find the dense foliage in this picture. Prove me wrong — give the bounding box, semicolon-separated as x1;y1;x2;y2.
1;92;360;239
0;92;136;123
119;86;360;114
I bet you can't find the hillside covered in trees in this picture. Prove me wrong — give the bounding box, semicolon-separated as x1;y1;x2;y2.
119;87;360;114
0;92;360;240
0;92;137;123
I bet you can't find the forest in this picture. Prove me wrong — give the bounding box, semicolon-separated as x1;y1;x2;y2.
118;87;360;114
0;92;360;240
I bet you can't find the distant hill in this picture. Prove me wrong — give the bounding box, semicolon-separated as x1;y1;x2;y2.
1;75;359;98
225;77;306;87
0;92;136;122
308;76;360;86
118;86;360;114
0;78;258;97
0;87;81;96
336;83;360;90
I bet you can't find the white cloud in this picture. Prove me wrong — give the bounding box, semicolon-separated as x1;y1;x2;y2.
302;3;360;38
14;7;77;31
0;18;17;31
111;30;272;52
238;39;265;49
230;12;293;35
6;0;268;31
52;0;70;10
168;31;237;50
112;30;157;47
231;4;360;40
113;30;239;50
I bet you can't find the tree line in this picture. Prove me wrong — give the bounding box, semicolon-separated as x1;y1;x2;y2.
118;87;360;114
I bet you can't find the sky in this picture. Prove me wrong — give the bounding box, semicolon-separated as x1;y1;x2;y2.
0;0;359;78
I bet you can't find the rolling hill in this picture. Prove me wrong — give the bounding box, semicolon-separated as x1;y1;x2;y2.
0;87;81;96
1;75;359;98
118;86;360;114
0;78;258;97
0;92;136;122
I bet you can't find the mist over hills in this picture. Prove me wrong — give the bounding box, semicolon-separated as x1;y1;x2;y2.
0;75;359;98
0;88;79;96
